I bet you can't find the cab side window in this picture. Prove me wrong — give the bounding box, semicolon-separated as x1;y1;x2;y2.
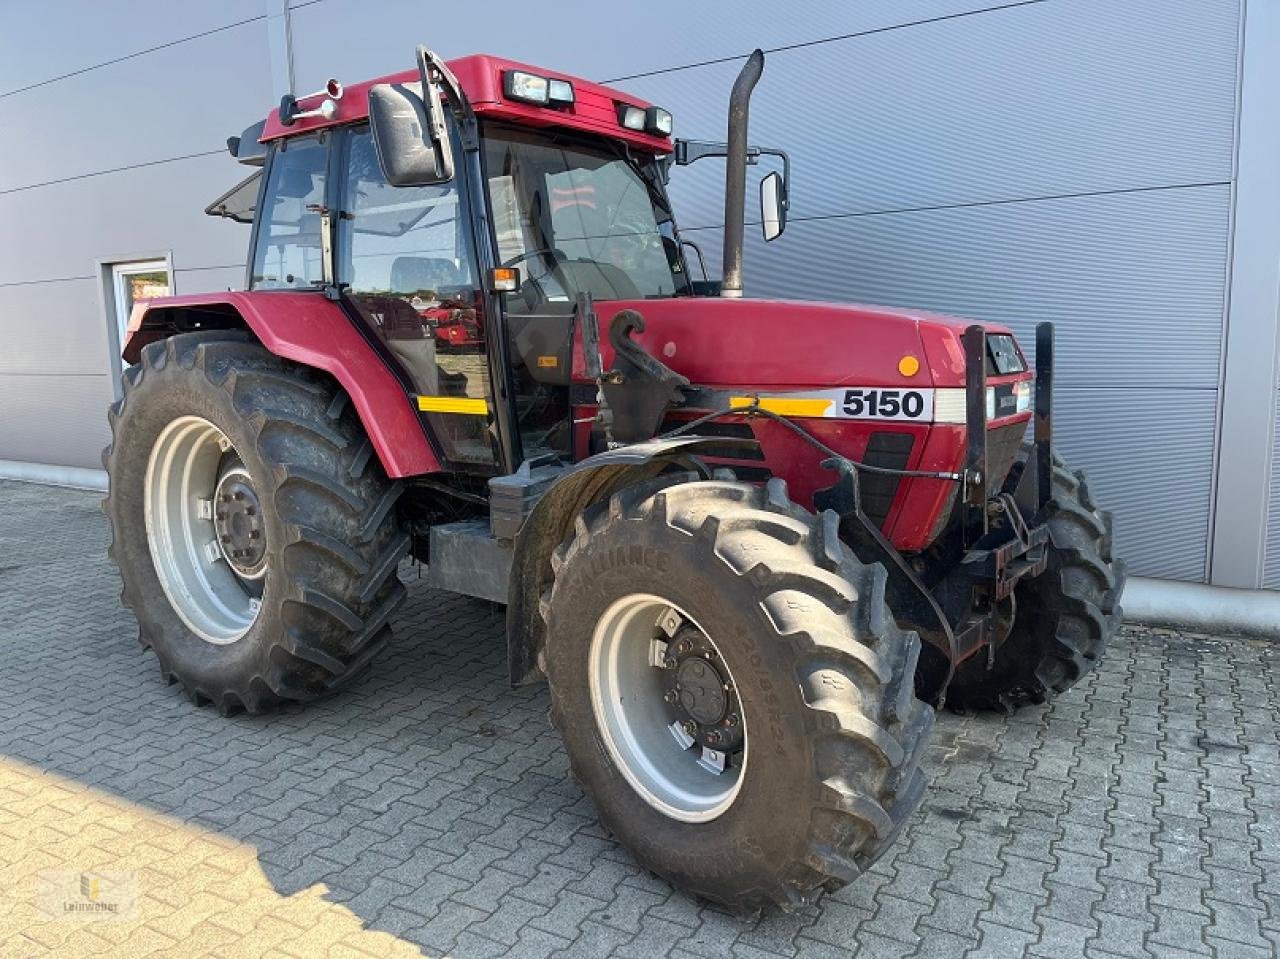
250;135;327;289
339;126;495;468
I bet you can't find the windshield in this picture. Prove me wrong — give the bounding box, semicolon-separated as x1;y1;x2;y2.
482;124;689;311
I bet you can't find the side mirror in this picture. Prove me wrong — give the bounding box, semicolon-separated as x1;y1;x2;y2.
368;81;455;186
760;170;787;241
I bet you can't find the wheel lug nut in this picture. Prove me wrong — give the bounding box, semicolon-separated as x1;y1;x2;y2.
663;657;676;669
245;506;256;517
234;491;245;501
663;690;678;704
249;530;260;540
706;730;721;745
683;721;697;736
726;713;739;727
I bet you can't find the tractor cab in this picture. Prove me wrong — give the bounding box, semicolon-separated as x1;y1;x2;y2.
212;51;788;475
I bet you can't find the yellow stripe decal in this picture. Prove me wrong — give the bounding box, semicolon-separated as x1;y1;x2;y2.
416;396;490;415
729;395;833;418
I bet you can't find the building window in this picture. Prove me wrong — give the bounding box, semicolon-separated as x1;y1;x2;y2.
111;260;171;362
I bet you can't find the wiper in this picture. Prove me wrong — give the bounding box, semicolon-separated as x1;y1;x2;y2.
606;142;672;215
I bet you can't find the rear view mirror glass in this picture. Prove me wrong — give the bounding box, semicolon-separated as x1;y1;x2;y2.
760;170;787;241
368;82;455;187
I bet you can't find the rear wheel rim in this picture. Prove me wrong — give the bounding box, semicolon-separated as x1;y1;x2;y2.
589;593;747;823
144;416;263;645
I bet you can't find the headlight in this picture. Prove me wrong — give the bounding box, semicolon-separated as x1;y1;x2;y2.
617;103;646;131
547;78;575;105
504;70;550;105
1014;379;1032;414
644;106;673;136
986;334;1026;374
934;381;1033;422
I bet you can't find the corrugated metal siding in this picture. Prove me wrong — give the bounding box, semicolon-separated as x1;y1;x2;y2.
290;0;1241;583
628;0;1240;228
1264;391;1280;588
0;0;1247;584
0;4;265;469
1053;389;1217;583
679;185;1232;389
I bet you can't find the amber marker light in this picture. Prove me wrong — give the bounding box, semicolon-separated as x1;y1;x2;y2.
898;355;921;377
489;267;521;293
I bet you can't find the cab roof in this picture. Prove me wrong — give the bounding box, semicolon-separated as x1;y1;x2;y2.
259;53;673;154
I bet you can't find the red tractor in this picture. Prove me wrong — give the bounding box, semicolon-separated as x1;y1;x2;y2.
105;47;1125;910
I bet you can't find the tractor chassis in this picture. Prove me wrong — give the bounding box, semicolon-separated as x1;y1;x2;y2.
411;323;1057;709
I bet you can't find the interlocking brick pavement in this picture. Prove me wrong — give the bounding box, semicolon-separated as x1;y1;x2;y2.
0;478;1277;957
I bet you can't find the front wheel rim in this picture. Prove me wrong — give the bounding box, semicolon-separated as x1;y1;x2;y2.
144;416;264;644
589;594;747;823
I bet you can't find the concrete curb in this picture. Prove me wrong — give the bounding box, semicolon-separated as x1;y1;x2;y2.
1122;575;1279;639
0;460;108;492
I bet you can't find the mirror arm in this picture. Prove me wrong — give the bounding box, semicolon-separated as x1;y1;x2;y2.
416;45;479;152
675;139;761;167
752;146;791;192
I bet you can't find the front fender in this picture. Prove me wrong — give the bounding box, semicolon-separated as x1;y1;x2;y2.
505;436;753;686
123;292;440;477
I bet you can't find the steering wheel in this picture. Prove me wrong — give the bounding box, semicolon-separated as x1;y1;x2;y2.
502;248;568;311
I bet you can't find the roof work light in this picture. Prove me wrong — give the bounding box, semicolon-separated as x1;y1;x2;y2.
503;70;575;106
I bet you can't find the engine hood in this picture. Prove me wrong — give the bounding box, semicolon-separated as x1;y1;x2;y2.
590;297;1019;390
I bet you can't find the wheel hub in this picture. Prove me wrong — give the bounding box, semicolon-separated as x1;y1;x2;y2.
663;626;745;754
589;595;748;822
213;463;267;579
675;657;727;725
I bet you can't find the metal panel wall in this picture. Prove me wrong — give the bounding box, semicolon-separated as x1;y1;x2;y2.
294;0;1241;581
0;4;268;469
1266;390;1280;589
0;0;1254;585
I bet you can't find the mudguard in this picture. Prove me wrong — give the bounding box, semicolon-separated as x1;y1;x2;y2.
505;436;753;686
122;291;440;477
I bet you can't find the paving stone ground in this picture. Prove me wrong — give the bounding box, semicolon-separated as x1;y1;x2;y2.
0;478;1277;958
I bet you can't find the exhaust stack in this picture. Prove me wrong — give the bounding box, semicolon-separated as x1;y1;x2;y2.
720;49;764;298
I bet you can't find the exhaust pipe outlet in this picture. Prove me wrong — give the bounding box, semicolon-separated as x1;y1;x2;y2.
720;49;764;298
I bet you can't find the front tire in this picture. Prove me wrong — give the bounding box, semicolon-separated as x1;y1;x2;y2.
103;332;409;714
542;475;934;911
946;451;1127;711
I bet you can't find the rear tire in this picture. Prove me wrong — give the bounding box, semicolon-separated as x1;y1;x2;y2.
103;332;408;714
946;450;1126;711
542;474;934;911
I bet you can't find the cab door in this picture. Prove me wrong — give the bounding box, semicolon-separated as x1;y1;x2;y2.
335;124;500;471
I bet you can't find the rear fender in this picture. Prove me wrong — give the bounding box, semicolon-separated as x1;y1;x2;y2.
506;436;752;686
123;292;440;477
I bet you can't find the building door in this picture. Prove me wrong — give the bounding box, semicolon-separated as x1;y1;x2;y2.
111;260;171;363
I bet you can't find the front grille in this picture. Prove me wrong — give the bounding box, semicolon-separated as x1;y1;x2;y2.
859;432;915;529
987;421;1028;490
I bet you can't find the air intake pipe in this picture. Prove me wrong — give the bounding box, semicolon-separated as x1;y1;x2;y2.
720;49;764;298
